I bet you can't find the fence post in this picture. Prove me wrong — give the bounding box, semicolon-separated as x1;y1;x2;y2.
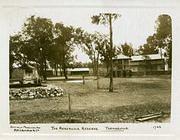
82;74;85;85
67;90;71;123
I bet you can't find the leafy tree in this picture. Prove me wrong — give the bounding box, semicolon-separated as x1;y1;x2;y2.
77;31;102;89
21;15;54;80
91;13;120;92
77;29;118;88
51;23;75;80
92;32;109;89
74;29;110;88
155;14;172;68
138;34;159;55
10;16;86;80
76;31;99;75
120;42;134;56
139;45;158;55
97;35;117;75
82;32;97;74
138;15;172;69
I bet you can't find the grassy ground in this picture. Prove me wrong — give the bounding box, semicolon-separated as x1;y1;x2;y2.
10;76;171;123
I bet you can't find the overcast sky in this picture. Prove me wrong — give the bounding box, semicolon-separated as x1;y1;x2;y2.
8;7;166;62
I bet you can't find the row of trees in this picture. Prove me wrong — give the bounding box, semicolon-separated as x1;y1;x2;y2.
10;16;75;80
10;15;119;84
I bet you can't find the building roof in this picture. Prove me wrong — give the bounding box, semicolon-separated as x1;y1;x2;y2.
12;63;36;69
113;53;165;61
131;55;144;61
113;54;131;60
67;68;90;72
131;54;164;61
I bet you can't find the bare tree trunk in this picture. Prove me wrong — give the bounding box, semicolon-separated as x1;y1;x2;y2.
97;50;100;89
59;65;62;76
144;59;146;76
44;58;47;80
106;62;109;76
63;63;68;80
54;63;58;76
56;64;58;76
109;14;113;92
10;67;12;79
41;57;47;81
39;48;43;78
67;90;71;123
62;45;68;80
93;52;96;76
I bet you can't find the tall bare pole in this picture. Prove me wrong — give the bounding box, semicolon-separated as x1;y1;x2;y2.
67;90;71;122
108;14;113;92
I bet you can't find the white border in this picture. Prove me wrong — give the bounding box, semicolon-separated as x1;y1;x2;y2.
1;0;180;139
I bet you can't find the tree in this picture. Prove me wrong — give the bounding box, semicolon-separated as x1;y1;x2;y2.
74;29;112;88
120;42;134;56
93;32;109;89
138;34;159;55
97;35;117;75
138;44;158;55
77;31;104;89
21;15;54;80
52;23;75;80
139;14;172;68
75;30;99;72
91;13;121;92
155;15;172;68
80;32;97;75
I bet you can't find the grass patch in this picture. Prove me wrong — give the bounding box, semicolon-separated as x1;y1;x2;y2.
10;76;171;123
10;102;170;123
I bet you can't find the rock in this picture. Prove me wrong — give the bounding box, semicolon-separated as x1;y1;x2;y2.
29;92;35;96
50;94;55;97
42;95;46;98
56;93;63;97
29;95;34;99
20;94;29;99
9;94;15;100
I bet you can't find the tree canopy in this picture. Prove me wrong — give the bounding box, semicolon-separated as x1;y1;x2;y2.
119;42;134;57
138;14;172;68
156;15;172;67
9;16;77;79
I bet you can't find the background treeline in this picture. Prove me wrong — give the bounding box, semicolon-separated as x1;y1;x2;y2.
10;14;172;80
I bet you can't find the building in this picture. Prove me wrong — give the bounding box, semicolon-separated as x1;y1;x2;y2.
47;66;90;76
67;68;90;75
10;63;41;85
113;54;131;77
131;54;168;75
113;53;169;77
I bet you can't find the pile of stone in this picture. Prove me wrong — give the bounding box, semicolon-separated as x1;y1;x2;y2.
10;86;64;100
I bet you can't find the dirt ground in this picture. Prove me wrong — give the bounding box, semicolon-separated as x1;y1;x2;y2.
10;76;171;123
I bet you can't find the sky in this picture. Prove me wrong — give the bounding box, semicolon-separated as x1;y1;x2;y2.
8;7;166;62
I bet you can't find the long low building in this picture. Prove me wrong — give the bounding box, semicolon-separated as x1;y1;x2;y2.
67;68;90;75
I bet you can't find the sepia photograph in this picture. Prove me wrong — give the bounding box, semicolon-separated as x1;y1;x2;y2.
9;7;172;124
